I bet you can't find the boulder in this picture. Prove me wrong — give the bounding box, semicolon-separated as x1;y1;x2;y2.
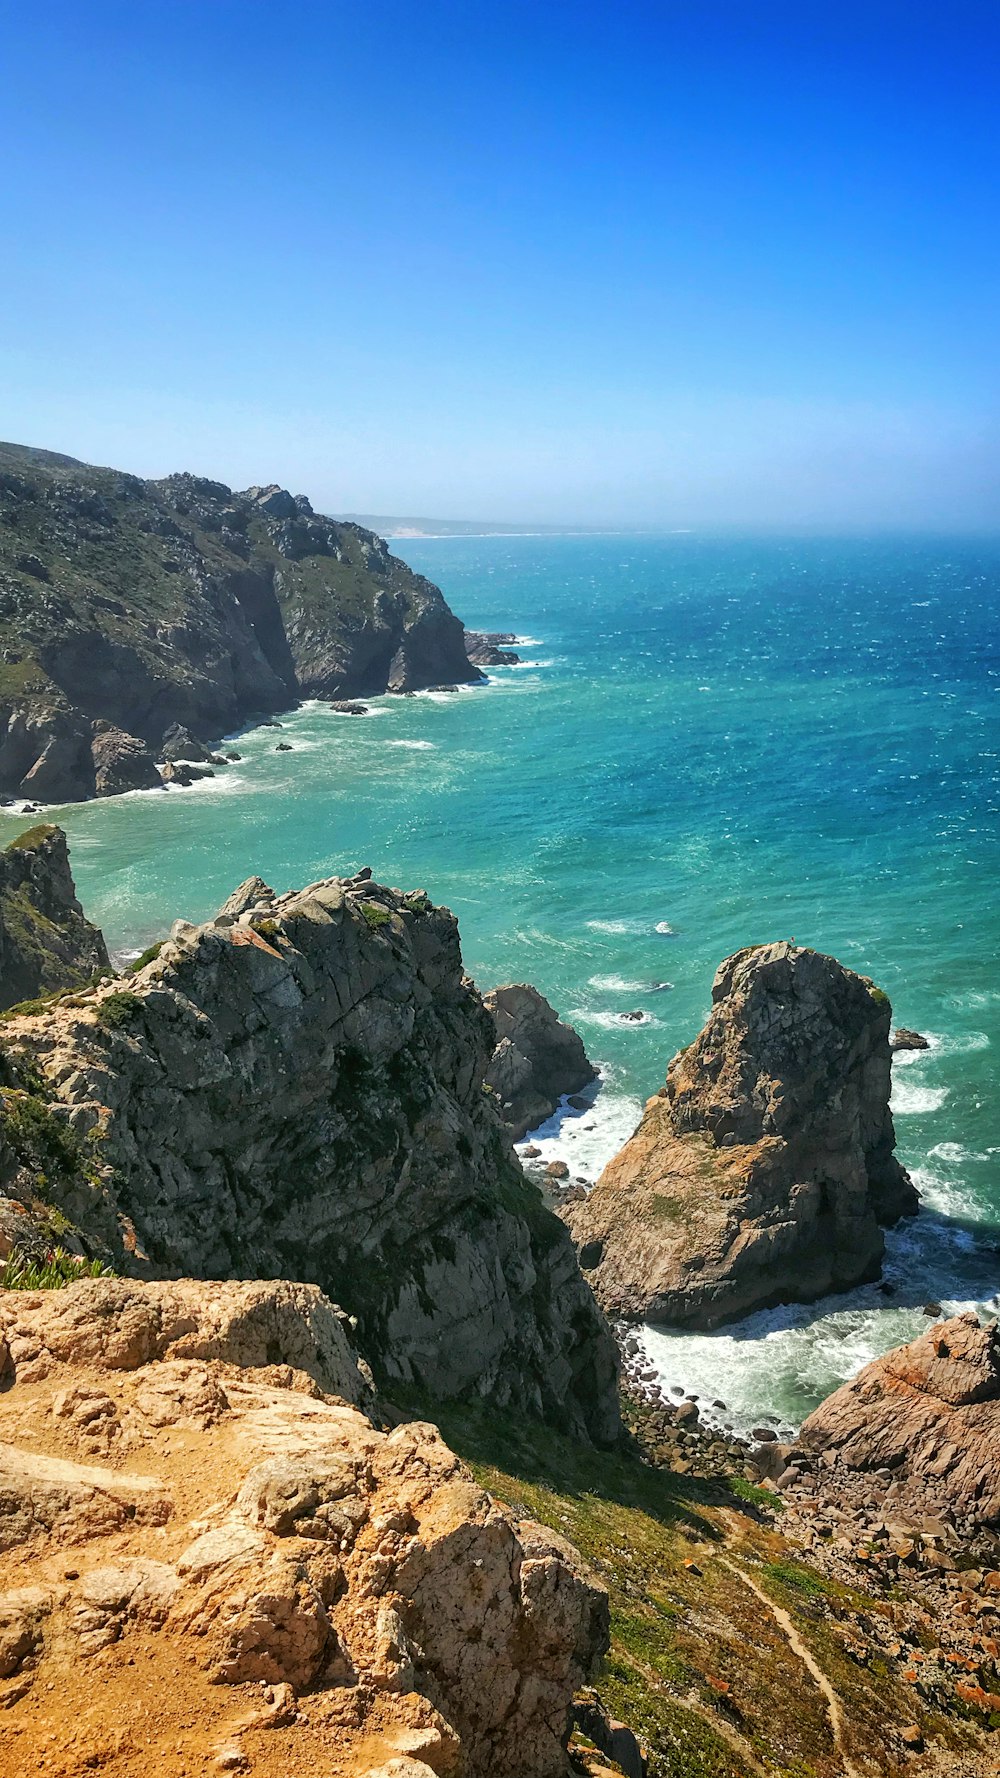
484;983;596;1141
797;1313;1000;1524
567;943;917;1329
216;876;276;920
0;1277;608;1775
159;722;217;764
892;1028;930;1052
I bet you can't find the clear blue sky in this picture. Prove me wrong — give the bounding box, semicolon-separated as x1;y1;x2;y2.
4;2;999;527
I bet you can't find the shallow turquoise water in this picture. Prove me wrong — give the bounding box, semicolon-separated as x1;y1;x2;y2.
4;533;999;1429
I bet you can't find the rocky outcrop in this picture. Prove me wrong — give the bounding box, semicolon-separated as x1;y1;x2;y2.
0;1276;607;1776
0;823;109;1009
796;1313;1000;1526
465;631;521;666
484;984;596;1141
90;722;162;796
568;942;917;1329
0;871;619;1444
0;443;481;802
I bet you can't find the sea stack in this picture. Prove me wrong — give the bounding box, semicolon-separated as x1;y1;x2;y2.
567;941;918;1329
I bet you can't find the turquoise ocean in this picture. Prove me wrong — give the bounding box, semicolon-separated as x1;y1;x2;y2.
3;533;999;1435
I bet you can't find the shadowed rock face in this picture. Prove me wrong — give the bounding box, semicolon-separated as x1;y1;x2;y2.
567;942;917;1330
0;824;109;1009
797;1313;1000;1525
0;873;619;1445
484;983;596;1141
0;1277;608;1776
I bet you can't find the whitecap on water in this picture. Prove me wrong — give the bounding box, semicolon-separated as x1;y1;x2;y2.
929;1141;989;1164
569;1006;662;1030
891;1077;950;1114
588;973;647;993
387;740;436;750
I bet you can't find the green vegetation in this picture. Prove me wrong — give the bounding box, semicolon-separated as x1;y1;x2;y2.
360;902;392;930
1;1087;85;1179
95;990;142;1029
0;1245;113;1289
5;823;58;852
761;1558;829;1599
129;940;164;972
869;985;890;1007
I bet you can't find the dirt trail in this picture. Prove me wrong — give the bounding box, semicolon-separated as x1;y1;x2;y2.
722;1558;863;1778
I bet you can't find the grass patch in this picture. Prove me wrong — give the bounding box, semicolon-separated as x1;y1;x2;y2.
95;990;142;1030
360;902;392;930
761;1558;829;1599
129;940;164;972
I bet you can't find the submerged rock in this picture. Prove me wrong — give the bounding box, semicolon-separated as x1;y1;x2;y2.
568;942;917;1329
484;983;596;1141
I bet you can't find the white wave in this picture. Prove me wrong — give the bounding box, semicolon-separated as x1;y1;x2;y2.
929;1141;989;1164
569;1006;662;1030
588;973;646;993
655;921;676;935
586;918;638;935
387;740;436;750
518;1081;642;1183
513;634;544;645
891;1077;949;1114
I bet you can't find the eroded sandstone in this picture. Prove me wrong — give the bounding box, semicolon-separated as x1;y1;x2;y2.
0;1277;607;1777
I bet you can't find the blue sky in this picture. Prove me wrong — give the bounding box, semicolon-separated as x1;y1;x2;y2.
3;2;999;526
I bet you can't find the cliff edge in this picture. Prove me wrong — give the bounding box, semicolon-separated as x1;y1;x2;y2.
0;869;619;1445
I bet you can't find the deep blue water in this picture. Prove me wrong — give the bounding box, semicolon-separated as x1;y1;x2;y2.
3;532;998;1429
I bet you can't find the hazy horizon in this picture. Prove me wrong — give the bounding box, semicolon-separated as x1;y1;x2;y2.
4;3;999;531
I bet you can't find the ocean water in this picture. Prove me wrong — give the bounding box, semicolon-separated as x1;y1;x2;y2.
3;532;999;1433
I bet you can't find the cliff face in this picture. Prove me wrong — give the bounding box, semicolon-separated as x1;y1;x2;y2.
797;1312;1000;1527
0;1277;608;1778
484;983;596;1141
0;446;481;802
0;871;619;1445
568;942;917;1329
0;823;109;1009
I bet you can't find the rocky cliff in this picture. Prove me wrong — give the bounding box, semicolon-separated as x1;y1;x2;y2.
0;1276;608;1778
0;444;481;803
568;942;917;1329
0;823;109;1009
796;1312;1000;1528
483;983;596;1141
0;869;619;1445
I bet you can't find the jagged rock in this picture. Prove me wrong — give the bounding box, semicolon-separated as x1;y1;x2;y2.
1;874;619;1444
216;875;276;920
329;700;368;714
90;722;162;796
464;631;521;666
159;722;217;763
484;984;596;1141
0;1278;607;1774
568;943;917;1329
159;760;215;786
892;1027;930;1052
0;824;109;1009
797;1313;1000;1524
